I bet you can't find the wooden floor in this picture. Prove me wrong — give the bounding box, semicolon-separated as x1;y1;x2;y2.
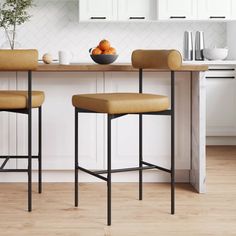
0;146;236;236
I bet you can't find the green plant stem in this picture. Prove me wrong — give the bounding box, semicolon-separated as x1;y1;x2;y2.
4;27;13;49
12;0;19;49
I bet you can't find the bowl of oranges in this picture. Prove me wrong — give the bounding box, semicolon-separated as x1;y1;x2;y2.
90;39;118;65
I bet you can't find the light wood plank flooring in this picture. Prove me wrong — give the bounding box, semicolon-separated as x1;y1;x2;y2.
0;146;236;236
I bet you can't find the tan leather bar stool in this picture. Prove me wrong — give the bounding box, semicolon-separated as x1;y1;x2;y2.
72;50;182;225
0;50;45;211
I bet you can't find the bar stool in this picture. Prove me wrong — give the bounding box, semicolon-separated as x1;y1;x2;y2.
0;50;44;211
72;50;182;225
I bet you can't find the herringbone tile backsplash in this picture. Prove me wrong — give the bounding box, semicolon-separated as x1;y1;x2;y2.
0;0;227;62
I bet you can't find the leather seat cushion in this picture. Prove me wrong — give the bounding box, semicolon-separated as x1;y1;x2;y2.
72;93;169;114
0;91;45;109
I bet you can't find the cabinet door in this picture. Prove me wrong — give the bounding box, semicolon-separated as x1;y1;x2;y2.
232;0;236;20
0;72;17;173
16;72;105;171
104;72;191;170
198;0;231;20
206;67;236;136
79;0;117;21
118;0;156;21
158;0;197;20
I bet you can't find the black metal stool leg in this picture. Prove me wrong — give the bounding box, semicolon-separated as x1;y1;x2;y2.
107;115;112;226
75;108;79;207
38;106;42;194
28;71;32;212
171;71;175;215
139;114;143;200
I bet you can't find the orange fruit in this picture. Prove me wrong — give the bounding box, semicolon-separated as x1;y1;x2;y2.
102;49;114;55
92;47;102;55
103;50;113;55
109;47;116;55
103;48;116;55
99;39;111;51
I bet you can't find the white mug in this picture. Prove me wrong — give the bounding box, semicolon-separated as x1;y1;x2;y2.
59;51;73;65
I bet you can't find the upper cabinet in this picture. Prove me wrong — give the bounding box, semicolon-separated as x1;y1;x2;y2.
158;0;197;20
78;0;117;21
231;0;236;20
118;0;156;21
198;0;232;20
78;0;236;22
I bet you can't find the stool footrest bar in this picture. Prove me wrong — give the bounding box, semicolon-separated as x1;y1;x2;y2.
0;169;28;173
142;161;171;173
0;156;10;169
94;165;157;175
0;155;39;159
77;166;108;181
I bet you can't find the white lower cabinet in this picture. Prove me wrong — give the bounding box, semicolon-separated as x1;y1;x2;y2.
104;72;191;170
206;66;236;136
0;72;18;172
15;72;105;171
1;71;191;173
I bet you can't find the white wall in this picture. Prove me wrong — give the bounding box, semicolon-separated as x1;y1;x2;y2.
0;0;227;62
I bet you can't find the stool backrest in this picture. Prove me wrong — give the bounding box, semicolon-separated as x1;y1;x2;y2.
132;50;182;70
0;49;38;71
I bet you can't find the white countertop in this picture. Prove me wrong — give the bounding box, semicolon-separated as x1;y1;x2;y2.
183;60;236;65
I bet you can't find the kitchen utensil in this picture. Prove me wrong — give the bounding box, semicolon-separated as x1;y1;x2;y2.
59;51;73;65
89;48;118;64
90;54;118;65
184;31;193;61
203;48;228;60
195;31;205;61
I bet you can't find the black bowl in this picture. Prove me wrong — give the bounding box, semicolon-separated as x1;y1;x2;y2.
90;54;119;65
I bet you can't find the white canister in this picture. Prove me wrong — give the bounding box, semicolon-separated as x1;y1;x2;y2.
59;51;73;65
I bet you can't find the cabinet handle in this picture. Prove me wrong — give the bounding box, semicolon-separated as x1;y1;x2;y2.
209;16;226;19
90;17;106;20
170;16;186;19
129;17;145;20
206;76;235;79
209;68;235;71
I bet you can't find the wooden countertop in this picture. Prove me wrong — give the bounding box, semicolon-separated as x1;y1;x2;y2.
36;63;208;72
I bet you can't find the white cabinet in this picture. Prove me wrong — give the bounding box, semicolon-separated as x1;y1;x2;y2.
158;0;197;20
78;0;117;21
78;0;236;22
15;72;105;171
0;72;17;172
118;0;156;21
206;66;236;136
104;72;191;170
232;0;236;20
198;0;232;20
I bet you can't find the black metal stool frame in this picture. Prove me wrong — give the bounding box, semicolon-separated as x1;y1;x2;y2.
75;69;175;225
0;71;42;212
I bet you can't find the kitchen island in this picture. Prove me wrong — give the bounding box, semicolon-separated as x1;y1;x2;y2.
0;63;207;193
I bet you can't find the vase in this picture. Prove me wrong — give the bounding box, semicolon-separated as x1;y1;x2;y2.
0;30;21;49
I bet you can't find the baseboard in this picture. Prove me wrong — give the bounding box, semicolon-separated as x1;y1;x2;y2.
0;169;190;183
207;136;236;145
